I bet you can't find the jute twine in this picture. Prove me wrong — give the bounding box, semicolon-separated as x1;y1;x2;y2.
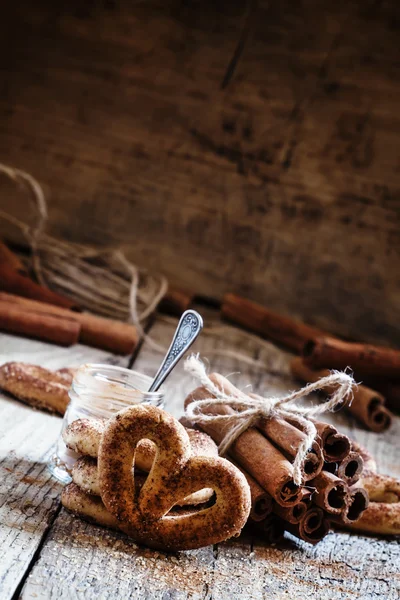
0;163;289;358
0;163;168;348
184;355;355;485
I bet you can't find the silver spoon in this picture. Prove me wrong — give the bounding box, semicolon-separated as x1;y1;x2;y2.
148;310;203;392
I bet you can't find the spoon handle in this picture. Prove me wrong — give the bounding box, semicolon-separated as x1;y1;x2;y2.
148;310;203;392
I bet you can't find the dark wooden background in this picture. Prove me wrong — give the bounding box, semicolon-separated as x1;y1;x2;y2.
0;0;399;345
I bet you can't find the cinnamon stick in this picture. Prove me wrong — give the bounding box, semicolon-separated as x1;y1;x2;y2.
311;471;349;515
273;499;309;524
0;241;26;273
204;409;302;507
303;336;400;380
286;507;330;544
291;357;392;432
337;453;400;534
0;293;138;354
221;293;328;352
323;462;338;475
0;264;78;310
365;405;393;434
302;506;325;534
344;487;369;523
0;300;80;346
342;500;399;535
178;415;198;429
337;451;364;486
360;378;400;415
185;375;303;507
158;287;194;316
257;414;324;481
310;419;351;462
330;487;369;526
229;459;273;521
259;515;285;543
351;441;376;474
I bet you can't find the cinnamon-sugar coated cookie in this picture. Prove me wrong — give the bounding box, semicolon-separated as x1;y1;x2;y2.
0;361;72;414
63;404;251;551
64;417;218;473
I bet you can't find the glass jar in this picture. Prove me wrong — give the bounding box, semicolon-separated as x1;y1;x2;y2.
48;363;164;483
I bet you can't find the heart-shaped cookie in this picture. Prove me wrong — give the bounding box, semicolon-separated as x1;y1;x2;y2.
64;417;218;505
97;404;251;551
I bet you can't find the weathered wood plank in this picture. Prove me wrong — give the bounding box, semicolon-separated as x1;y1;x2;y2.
1;1;400;345
0;333;129;370
20;313;400;599
20;513;216;600
0;333;130;600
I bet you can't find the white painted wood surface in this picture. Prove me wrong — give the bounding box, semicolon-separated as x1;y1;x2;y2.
16;314;400;600
0;333;130;599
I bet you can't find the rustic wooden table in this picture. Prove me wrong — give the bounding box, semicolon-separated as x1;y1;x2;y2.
1;309;399;600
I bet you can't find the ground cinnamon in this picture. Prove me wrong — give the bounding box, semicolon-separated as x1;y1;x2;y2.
351;442;376;473
303;336;400;380
221;293;328;352
0;292;138;354
0;300;80;346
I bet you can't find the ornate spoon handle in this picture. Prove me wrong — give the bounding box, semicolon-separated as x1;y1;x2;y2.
148;310;203;392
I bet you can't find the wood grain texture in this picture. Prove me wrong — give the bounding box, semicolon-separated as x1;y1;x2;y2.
0;333;130;600
20;312;400;599
0;1;400;345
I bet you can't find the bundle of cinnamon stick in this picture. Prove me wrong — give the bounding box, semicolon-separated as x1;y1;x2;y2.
222;293;397;423
184;373;369;545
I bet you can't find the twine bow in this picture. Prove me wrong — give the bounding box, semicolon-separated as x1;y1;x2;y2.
184;355;355;485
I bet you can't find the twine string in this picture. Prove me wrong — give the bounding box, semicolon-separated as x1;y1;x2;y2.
184;355;355;485
0;163;168;350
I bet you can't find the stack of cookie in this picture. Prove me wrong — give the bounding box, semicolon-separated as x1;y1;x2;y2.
61;405;252;551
